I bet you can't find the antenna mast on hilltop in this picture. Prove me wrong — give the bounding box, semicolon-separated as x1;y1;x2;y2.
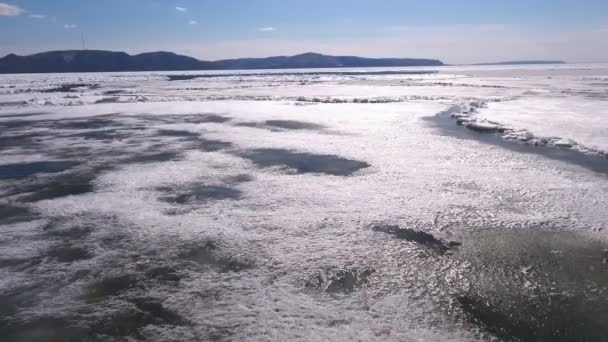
81;31;86;50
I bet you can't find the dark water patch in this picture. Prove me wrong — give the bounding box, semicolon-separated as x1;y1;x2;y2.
64;129;130;141
0;316;86;342
18;174;95;202
69;269;92;282
83;274;139;302
167;75;206;81
157;129;201;138
373;224;456;255
128;297;187;326
265;120;326;130
41;83;98;93
43;222;93;241
0;204;34;225
179;243;253;273
84;300;187;339
0;161;79;180
181;114;231;124
154;128;234;153
165;130;234;152
206;326;238;341
144;265;182;282
0;100;28;107
0;117;127;147
0;116;121;133
123;151;183;164
53;117;118;130
179;242;218;265
2;302;185;341
163;207;190;216
234;122;262;128
239;148;369;176
223;174;254;184
427;111;608;176
455;230;608;341
305;267;375;294
0;112;48;119
559;89;608;101
0;119;38;130
0;284;42;317
47;145;142;164
47;146;94;160
236;119;325;131
193;138;233;152
95;96;121;104
143;113;231;124
158;184;242;205
0;255;43;271
207;329;233;341
89;308;151;339
102;89;125;95
46;244;93;262
581;91;608;101
457;293;608;342
0;132;43;151
220;255;255;273
328;319;351;327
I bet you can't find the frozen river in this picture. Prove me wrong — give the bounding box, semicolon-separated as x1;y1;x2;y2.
1;64;608;341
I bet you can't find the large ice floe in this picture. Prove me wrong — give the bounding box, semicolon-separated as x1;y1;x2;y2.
1;64;608;341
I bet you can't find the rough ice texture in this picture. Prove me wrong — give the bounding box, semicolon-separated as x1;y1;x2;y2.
477;97;608;152
1;63;608;341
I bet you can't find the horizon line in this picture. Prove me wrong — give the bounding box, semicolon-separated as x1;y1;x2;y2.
0;49;580;65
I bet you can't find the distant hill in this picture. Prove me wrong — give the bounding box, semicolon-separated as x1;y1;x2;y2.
0;50;216;74
0;50;443;74
473;60;566;66
215;52;443;69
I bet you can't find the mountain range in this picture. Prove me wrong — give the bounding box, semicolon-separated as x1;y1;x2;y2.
0;50;444;74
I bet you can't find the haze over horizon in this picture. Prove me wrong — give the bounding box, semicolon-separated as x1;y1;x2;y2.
1;0;608;64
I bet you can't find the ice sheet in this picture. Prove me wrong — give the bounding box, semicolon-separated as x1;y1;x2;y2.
1;64;608;341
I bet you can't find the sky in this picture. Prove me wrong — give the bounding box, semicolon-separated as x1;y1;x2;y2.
1;0;607;64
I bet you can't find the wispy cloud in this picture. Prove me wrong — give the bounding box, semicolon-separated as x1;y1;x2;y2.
0;2;23;16
257;27;276;32
29;14;46;19
176;6;186;12
189;20;198;25
64;24;78;30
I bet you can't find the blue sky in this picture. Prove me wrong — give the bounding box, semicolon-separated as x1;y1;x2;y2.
1;0;607;63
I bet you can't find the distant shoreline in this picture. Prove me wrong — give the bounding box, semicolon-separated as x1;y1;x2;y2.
0;50;444;74
470;60;566;66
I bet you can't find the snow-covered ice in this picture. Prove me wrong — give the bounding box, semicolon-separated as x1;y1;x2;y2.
1;64;608;341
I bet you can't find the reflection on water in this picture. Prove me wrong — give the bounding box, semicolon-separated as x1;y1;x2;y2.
457;229;608;341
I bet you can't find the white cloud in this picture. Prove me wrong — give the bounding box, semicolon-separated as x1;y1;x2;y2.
189;20;198;25
0;2;23;16
64;24;78;30
257;27;276;32
29;14;46;19
176;6;186;12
